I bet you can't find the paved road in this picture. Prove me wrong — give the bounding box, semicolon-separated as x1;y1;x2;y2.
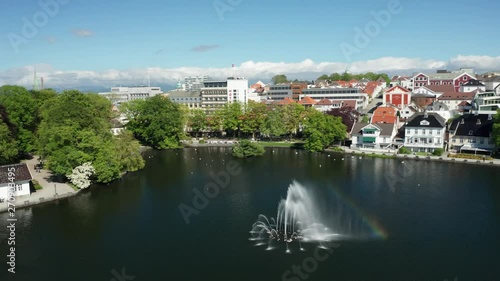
361;97;383;115
0;157;77;212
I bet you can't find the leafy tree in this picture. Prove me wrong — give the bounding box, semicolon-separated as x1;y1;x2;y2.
329;73;342;81
340;72;353;81
399;147;411;154
317;74;329;81
271;74;288;84
326;107;360;133
232;139;265;158
240;101;267;139
188;109;208;138
303;110;346;152
126;95;185;149
361;115;370;123
67;162;95;189
493;109;500;151
432;148;444;156
114;130;145;173
281;103;306;140
219;102;243;138
0;85;38;155
0;118;18;165
261;108;286;140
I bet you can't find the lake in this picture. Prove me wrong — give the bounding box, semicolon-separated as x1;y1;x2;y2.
1;147;499;281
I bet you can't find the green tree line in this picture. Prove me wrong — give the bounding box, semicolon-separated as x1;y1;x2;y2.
0;86;144;183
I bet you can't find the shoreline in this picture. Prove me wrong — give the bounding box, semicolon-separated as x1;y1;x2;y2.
3;144;497;213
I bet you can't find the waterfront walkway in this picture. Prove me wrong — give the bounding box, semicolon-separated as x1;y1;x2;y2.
340;147;500;166
0;157;78;213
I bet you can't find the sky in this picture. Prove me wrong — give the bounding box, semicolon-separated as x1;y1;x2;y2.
1;0;500;88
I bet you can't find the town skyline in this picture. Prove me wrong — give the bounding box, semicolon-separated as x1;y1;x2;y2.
1;0;500;88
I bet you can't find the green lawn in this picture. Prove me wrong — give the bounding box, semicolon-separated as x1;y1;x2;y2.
257;141;298;148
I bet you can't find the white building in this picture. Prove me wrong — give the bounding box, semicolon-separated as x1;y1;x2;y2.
200;77;248;114
165;90;202;110
99;86;163;104
403;112;446;153
183;76;210;91
266;84;293;102
460;79;486;92
350;123;397;149
0;164;32;201
484;76;500;93
300;87;369;111
472;91;500;114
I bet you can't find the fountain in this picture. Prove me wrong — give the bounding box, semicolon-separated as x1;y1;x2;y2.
249;181;342;253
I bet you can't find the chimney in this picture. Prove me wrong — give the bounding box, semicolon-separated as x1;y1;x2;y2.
423;111;428;119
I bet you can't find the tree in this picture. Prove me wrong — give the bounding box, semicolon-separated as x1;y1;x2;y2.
361;115;370;123
240;101;267;139
261;108;286;140
303;110;347;152
0;105;18;164
281;103;306;140
232;139;265;158
317;74;329;81
219;102;243;138
340;72;353;81
329;73;342;81
114;130;145;173
271;74;288;84
126;95;185;149
493;109;500;151
0;85;38;155
67;162;95;189
326;107;360;133
188;109;208;138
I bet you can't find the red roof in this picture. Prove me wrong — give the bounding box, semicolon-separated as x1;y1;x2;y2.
371;106;397;124
457;101;471;106
298;96;317;105
437;92;475;100
363;81;380;96
341;100;357;108
425;84;455;93
385;85;410;93
278;97;296;105
315;98;333;105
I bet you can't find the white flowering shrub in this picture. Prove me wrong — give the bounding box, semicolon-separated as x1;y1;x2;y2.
67;162;95;189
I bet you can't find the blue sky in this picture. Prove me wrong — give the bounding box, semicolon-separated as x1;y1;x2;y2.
1;0;499;87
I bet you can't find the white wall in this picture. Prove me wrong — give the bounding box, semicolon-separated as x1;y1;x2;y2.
227;78;249;104
0;181;31;200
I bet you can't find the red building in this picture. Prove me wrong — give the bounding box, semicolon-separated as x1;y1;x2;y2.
383;86;411;109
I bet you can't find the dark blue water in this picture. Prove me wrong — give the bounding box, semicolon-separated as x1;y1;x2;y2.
1;147;499;281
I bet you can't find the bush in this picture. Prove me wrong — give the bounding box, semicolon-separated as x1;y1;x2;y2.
199;139;206;144
32;179;43;190
432;148;444;156
398;147;411;154
331;146;344;152
232;139;265;158
448;153;493;160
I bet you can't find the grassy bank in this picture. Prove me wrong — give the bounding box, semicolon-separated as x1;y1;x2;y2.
258;141;300;148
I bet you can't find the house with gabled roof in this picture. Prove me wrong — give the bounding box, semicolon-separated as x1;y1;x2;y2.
402;112;446;153
297;96;317;107
448;113;495;155
437;91;475;110
350;122;397;149
460;79;486;92
0;163;33;201
383;86;412;109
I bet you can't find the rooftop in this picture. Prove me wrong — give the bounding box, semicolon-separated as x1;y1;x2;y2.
0;163;32;184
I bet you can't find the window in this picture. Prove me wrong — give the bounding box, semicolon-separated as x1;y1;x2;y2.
17;184;22;191
423;129;426;135
460;137;464;143
468;130;473;135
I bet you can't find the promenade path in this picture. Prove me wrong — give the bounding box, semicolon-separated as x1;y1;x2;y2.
340;147;500;166
0;157;77;213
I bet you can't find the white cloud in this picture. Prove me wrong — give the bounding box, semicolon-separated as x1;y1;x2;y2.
1;56;499;89
72;29;94;37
